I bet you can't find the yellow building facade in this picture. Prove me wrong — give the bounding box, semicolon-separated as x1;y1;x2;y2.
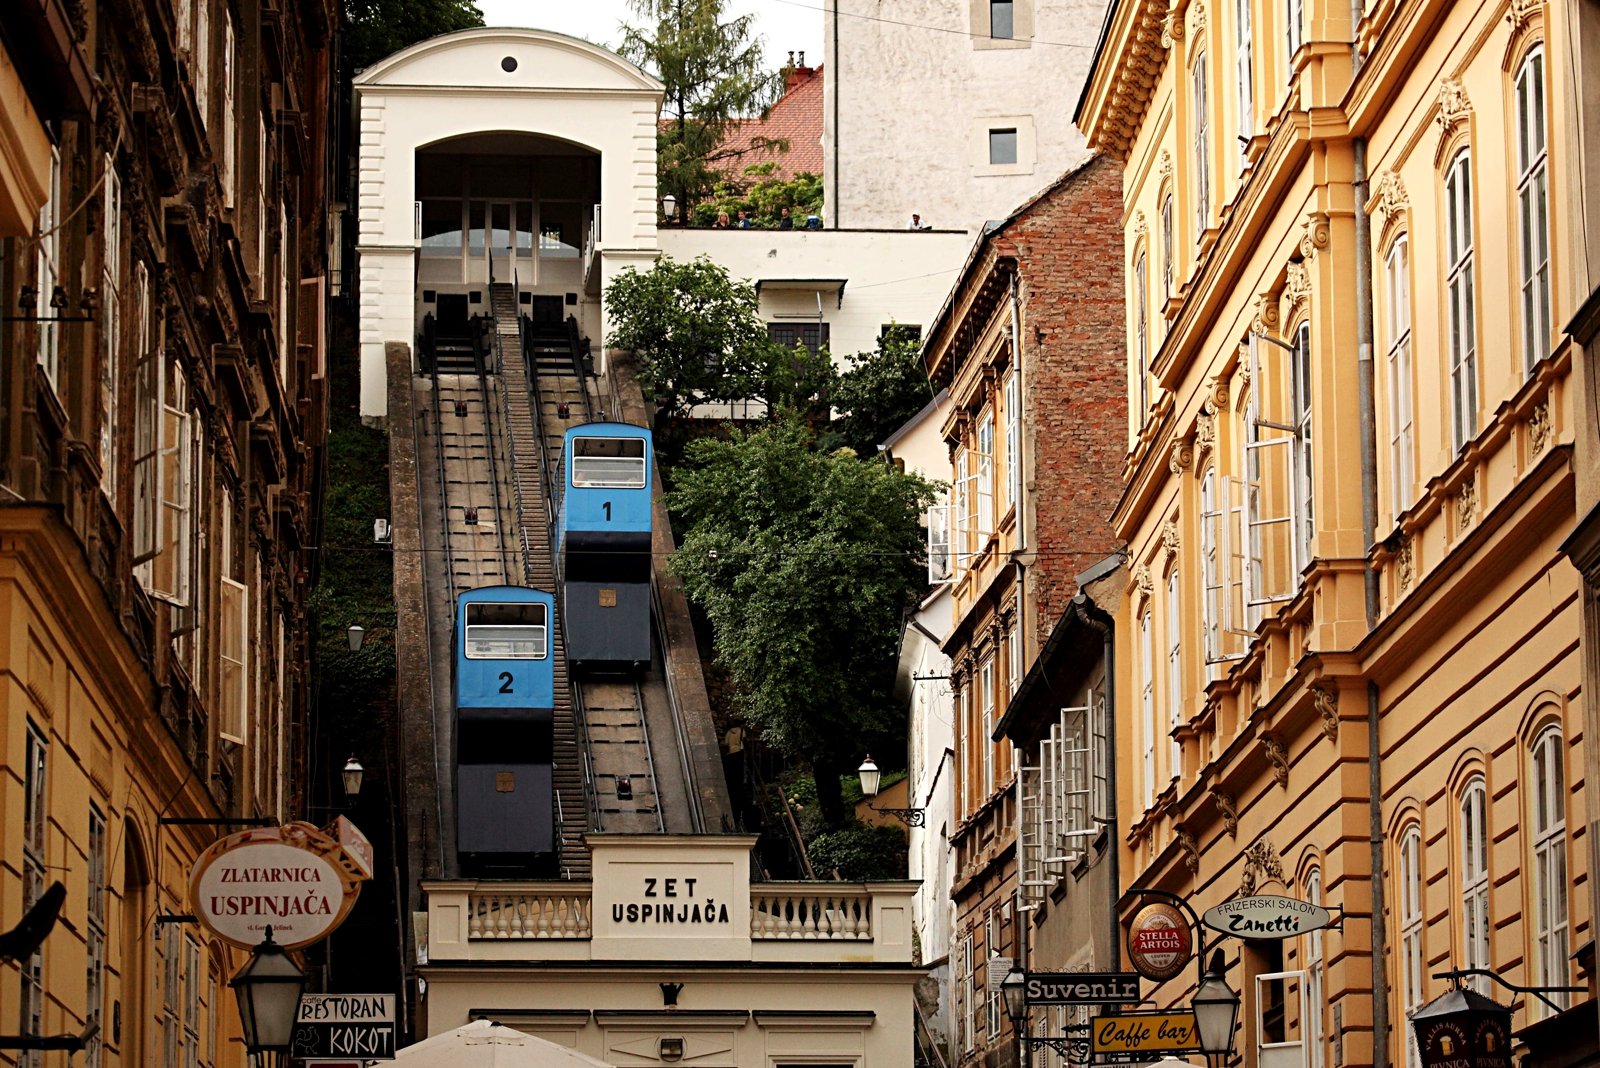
1080;0;1591;1061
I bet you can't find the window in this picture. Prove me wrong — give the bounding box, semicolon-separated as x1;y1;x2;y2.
1445;150;1477;450
1200;468;1225;668
1458;777;1490;994
1386;238;1415;516
766;321;830;356
1134;252;1149;415
985;911;1003;1038
135;354;194;604
20;724;46;1068
954;448;970;569
1305;867;1325;1068
101;156;122;496
1004;371;1021;510
1236;0;1254;162
989;129;1019;166
87;806;107;1068
990;0;1014;38
193;0;211;125
162;924;180;1065
1530;726;1569;1013
1020;695;1104;903
1193;54;1211;232
36;147;62;389
1398;824;1423;1068
1291;322;1314;567
980;657;996;797
222;19;236;205
571;435;647;488
927;496;954;584
1141;611;1155;807
959;932;976;1052
464;601;549;660
1160;194;1174;309
976;409;995;535
219;575;248;741
1286;0;1304;69
1166;570;1182;780
182;936;201;1067
1516;48;1550;372
1008;613;1023;694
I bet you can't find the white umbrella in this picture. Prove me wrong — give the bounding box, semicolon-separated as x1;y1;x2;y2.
396;1019;617;1068
1145;1059;1207;1068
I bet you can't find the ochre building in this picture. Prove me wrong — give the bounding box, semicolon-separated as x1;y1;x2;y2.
1079;0;1591;1061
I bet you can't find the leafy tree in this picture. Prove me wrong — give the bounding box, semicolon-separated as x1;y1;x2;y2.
762;339;837;417
667;416;937;825
831;326;936;455
619;0;785;210
809;823;909;881
695;164;824;228
343;0;485;72
605;256;774;414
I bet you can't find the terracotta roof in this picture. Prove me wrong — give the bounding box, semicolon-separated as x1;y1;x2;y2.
714;65;824;182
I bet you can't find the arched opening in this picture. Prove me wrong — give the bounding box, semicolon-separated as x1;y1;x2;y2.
415;130;601;339
118;823;152;1063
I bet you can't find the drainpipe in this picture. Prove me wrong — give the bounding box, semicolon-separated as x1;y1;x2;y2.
831;0;840;228
1353;137;1391;1068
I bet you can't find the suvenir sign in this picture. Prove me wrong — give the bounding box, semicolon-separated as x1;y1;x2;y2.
1025;972;1141;1005
1200;895;1333;939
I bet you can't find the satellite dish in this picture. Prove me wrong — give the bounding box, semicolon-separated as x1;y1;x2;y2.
0;881;65;964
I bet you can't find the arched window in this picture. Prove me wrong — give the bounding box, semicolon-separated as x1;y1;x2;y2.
1398;824;1424;1068
1141;610;1156;807
1444;149;1477;451
1305;866;1325;1068
1235;0;1253;163
1166;567;1182;781
1160;193;1175;311
1458;776;1490;992
1515;46;1551;371
1530;725;1569;1012
1135;250;1149;416
1385;236;1414;516
1200;466;1222;669
1193;54;1211;232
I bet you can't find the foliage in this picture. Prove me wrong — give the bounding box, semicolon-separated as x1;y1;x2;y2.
619;0;785;209
694;164;824;228
666;416;936;824
343;0;484;73
761;339;837;415
831;326;936;455
605;256;774;414
808;822;909;881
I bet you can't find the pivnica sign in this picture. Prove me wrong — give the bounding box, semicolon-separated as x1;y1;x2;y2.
1200;895;1332;940
612;875;731;926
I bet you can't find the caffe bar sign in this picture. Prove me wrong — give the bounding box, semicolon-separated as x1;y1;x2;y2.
1200;895;1332;940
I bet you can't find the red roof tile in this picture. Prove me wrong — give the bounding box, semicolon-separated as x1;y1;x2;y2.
714;65;824;183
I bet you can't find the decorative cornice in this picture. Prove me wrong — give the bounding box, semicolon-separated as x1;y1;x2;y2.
1398;536;1415;591
1087;0;1172;161
1299;212;1330;260
1530;401;1551;456
1212;788;1238;837
1261;733;1289;788
1169;438;1194;474
1195;410;1215;460
1175;824;1201;873
1163;518;1182;557
1135;563;1154;598
1189;0;1206;37
1161;8;1185;47
1208;373;1230;413
1457;479;1477;533
1239;839;1286;896
1159;151;1173;183
1255;292;1280;335
1436;79;1472;138
1371;170;1409;235
1506;0;1541;35
1282;260;1311;323
1133;210;1149;247
1311;684;1338;743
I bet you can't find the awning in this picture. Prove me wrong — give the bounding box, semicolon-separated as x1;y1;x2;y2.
754;278;846;307
395;1020;617;1067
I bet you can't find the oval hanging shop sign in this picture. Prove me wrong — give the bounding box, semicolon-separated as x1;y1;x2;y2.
189;823;365;950
1126;902;1193;982
1201;895;1332;940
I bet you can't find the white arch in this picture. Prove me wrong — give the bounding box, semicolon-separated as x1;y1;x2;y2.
356;27;662;94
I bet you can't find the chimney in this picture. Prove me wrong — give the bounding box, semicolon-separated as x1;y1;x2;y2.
784;51;813;92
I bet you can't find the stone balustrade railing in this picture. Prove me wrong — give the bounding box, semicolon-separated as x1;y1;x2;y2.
458;886;877;941
749;889;873;940
467;888;593;939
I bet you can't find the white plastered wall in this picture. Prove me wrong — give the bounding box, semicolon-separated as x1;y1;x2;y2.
354;29;664;417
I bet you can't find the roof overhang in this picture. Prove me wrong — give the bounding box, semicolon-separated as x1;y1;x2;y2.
754;278;846;307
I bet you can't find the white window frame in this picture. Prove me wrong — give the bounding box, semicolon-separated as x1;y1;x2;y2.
1459;776;1490;995
960;932;976;1052
1141;611;1156;808
219;575;249;743
162;923;180;1066
1233;334;1301;631
1160;194;1174;312
1305;867;1325;1068
954;447;970;572
1236;0;1254;164
1135;251;1149;416
182;935;201;1068
927;500;954;584
1165;568;1182;781
132;264;158;568
1530;725;1569;1015
1515;47;1550;373
980;657;996;798
1386;237;1415;517
985;915;1002;1039
222;18;237;206
193;0;211;126
1193;53;1211;233
1399;824;1423;1068
101;156;122;495
1008;612;1023;695
1256;970;1310;1067
976;409;995;537
1291;321;1314;569
86;805;107;1068
1200;467;1226;668
36;146;62;390
1286;0;1304;71
1445;149;1478;451
1004;371;1021;510
20;723;47;1068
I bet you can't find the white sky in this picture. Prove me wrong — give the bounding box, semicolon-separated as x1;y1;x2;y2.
473;0;825;76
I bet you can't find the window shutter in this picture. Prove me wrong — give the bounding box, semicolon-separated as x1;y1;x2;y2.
927;503;953;584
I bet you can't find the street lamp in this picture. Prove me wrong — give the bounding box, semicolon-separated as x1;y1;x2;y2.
1001;968;1028;1068
661;194;677;223
230;926;307;1060
857;755;926;827
346;624;365;653
341;755;365;801
1192;950;1241;1059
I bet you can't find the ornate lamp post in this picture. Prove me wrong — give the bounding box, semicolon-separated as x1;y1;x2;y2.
1191;950;1241;1063
231;926;307;1064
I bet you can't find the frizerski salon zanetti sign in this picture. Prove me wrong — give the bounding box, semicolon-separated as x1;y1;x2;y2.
189;822;370;950
1200;895;1333;939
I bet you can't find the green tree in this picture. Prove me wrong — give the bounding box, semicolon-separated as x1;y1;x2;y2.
605;256;775;414
619;0;785;211
666;416;936;825
344;0;484;73
696;164;824;228
831;326;936;454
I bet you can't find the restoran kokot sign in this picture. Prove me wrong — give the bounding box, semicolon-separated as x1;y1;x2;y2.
189;822;369;950
1200;895;1333;939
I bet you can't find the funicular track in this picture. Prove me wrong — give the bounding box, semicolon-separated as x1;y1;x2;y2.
502;286;689;835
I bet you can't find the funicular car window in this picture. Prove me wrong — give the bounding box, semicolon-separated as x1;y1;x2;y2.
572;436;647;488
465;602;548;659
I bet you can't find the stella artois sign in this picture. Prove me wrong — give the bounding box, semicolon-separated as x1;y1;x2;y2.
1126;902;1193;982
189;822;369;950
